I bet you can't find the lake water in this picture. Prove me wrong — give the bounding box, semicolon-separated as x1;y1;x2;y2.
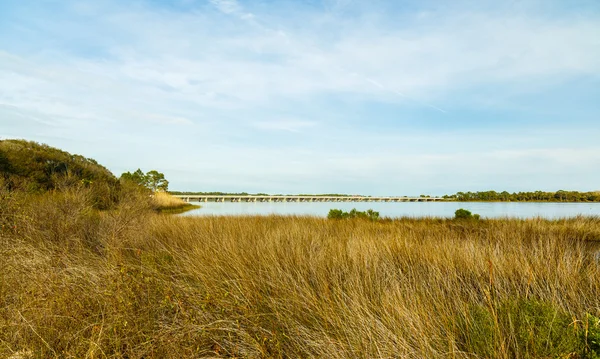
180;201;600;219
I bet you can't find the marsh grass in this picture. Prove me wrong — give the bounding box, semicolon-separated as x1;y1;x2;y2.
1;187;600;358
152;192;200;214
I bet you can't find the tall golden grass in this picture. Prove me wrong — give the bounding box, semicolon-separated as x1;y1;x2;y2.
150;191;199;213
152;192;187;208
1;186;600;358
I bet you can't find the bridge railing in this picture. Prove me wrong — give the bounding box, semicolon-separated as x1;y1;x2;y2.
172;195;444;203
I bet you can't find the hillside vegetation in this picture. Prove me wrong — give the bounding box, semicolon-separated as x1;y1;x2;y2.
0;139;194;213
0;139;116;192
0;139;120;209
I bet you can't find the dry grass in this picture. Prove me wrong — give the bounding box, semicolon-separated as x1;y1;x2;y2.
152;192;186;208
1;187;600;358
151;192;199;213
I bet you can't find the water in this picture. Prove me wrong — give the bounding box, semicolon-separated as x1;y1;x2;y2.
180;201;600;219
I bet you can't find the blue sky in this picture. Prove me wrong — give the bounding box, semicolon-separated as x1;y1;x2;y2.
1;0;599;195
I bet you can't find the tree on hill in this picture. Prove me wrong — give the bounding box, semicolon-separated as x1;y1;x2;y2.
120;169;147;187
120;169;169;192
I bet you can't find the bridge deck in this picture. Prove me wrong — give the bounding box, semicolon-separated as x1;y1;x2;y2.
174;195;444;203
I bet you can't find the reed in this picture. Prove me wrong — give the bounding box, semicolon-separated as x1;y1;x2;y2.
1;188;599;358
152;191;199;213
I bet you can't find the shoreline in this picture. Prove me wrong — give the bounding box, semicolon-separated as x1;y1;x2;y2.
157;203;201;214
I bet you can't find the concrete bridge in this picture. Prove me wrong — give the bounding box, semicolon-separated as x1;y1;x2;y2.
174;195;444;203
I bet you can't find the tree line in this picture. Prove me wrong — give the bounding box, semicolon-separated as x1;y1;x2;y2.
443;190;600;202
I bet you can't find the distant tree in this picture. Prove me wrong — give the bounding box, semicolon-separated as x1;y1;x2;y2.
327;208;380;221
120;169;147;187
120;169;169;192
146;170;169;192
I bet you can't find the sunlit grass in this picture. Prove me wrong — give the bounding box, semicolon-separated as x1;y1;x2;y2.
1;187;600;357
152;191;199;213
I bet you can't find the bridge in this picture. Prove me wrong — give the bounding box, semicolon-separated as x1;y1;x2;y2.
174;195;444;203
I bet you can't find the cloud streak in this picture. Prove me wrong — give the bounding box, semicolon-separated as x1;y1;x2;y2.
210;0;242;14
1;0;599;193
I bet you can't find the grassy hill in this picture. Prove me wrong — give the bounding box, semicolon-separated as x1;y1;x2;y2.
0;139;122;209
0;139;117;192
0;139;196;212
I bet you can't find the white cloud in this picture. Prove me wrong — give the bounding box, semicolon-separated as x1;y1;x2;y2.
2;1;600;193
4;5;597;117
253;119;318;132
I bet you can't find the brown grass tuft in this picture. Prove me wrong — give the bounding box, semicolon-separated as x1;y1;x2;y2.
151;192;199;213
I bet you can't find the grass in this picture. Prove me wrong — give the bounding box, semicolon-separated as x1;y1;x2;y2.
152;191;200;214
2;186;600;358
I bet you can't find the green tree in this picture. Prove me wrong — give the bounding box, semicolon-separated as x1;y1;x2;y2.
120;169;147;187
120;169;169;192
145;170;169;192
327;208;380;221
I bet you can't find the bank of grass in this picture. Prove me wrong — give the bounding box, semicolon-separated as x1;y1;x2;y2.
152;191;200;214
2;186;600;358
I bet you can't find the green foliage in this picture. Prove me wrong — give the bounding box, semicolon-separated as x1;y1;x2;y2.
120;169;169;192
120;169;147;187
0;139;175;210
456;304;496;357
582;314;600;359
146;170;169;192
446;190;600;202
0;139;120;209
0;139;117;193
327;209;345;219
327;208;380;221
457;299;600;358
454;208;475;220
454;208;481;220
500;299;579;357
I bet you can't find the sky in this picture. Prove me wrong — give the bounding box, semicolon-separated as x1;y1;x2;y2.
1;0;599;195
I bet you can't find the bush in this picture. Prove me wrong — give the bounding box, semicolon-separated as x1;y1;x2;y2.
457;299;600;358
454;208;480;220
582;314;600;359
327;208;380;221
327;209;345;219
454;208;473;219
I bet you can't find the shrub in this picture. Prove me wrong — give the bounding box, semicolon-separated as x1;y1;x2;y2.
457;299;600;358
454;208;480;220
327;208;345;219
456;304;496;357
327;208;380;221
454;208;473;219
582;314;600;358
